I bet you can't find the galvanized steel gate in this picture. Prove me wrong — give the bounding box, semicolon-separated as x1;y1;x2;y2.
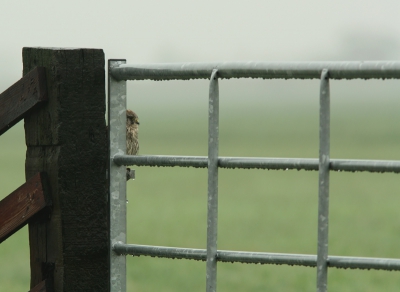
108;60;400;292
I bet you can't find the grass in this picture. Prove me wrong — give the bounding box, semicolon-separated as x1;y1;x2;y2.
1;79;400;291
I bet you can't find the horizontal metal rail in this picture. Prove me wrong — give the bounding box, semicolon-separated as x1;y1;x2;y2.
109;61;400;81
112;243;400;271
112;155;400;173
108;59;400;292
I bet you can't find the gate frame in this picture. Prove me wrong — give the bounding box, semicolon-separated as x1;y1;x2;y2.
108;61;400;292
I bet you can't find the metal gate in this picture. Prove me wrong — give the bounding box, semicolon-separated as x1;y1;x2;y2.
108;60;400;292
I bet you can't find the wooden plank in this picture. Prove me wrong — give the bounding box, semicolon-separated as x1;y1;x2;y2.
0;172;50;243
23;47;108;291
0;66;47;136
29;279;53;292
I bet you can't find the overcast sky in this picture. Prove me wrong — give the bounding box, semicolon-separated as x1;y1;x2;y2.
1;1;400;107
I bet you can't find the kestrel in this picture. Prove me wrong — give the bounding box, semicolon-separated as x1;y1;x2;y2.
126;109;139;180
126;109;139;155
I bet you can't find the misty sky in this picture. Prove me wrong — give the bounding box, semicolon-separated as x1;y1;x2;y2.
1;1;400;108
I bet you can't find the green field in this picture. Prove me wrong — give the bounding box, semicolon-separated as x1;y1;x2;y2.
1;79;400;291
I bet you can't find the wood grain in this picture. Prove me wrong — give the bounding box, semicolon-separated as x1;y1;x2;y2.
0;172;50;243
29;279;53;292
0;67;47;135
23;47;108;291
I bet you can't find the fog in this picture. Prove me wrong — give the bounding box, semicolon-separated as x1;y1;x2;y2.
1;0;400;109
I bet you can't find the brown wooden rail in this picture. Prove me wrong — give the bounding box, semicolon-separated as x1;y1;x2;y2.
0;172;51;243
0;66;47;136
29;279;53;292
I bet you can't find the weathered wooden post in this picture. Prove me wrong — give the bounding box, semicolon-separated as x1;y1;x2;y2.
23;47;108;291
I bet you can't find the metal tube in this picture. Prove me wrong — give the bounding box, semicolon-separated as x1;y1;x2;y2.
330;159;400;173
108;59;128;292
328;255;400;271
112;243;400;271
113;154;208;168
317;69;330;292
109;61;400;81
219;157;318;171
112;155;400;173
113;242;207;261
207;69;219;292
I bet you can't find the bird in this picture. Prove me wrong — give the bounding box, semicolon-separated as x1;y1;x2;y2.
126;109;140;155
126;109;140;180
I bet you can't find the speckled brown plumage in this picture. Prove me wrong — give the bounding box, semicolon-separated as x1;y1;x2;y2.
126;110;139;181
126;109;139;155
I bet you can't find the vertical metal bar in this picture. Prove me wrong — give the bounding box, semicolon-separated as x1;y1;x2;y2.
206;69;219;292
317;69;330;292
108;59;127;292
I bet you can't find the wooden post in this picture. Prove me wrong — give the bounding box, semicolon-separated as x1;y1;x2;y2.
23;48;108;291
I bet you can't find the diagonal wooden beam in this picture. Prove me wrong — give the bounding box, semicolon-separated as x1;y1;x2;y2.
0;66;47;136
0;172;51;243
29;279;53;292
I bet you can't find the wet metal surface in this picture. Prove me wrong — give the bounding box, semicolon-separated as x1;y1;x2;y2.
113;155;400;173
317;69;330;292
112;243;400;271
110;61;400;81
206;69;219;292
108;59;400;292
108;59;127;292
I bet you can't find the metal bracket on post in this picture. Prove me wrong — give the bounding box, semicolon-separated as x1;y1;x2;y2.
126;168;135;180
108;59;127;292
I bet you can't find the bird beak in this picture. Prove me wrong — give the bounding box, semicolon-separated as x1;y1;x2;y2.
136;120;140;125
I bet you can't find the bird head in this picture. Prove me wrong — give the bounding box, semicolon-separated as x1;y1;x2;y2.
126;109;140;126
